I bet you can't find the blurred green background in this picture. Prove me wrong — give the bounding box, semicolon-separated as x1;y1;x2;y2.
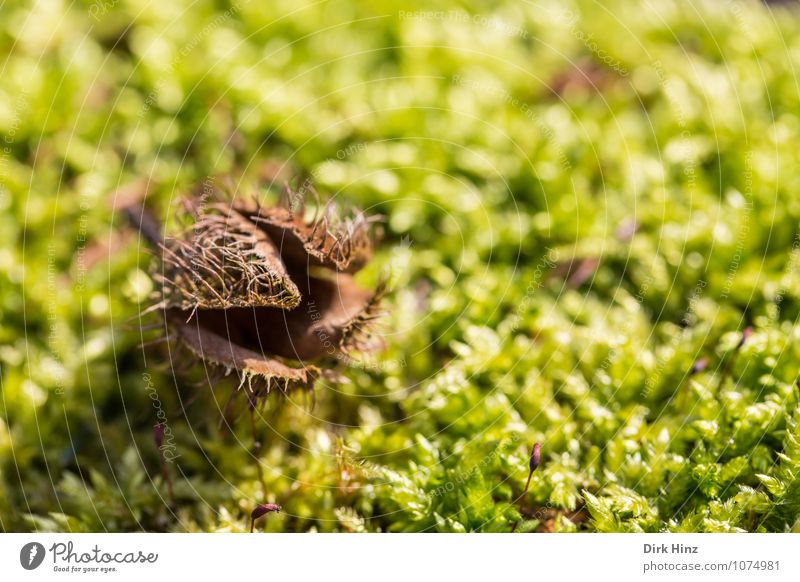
2;0;800;532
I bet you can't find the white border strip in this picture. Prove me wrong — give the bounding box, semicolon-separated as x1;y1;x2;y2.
1;533;798;581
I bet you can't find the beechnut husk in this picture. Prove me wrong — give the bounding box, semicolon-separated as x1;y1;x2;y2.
128;185;385;405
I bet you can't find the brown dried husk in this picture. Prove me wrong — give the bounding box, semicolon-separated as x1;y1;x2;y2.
142;184;384;402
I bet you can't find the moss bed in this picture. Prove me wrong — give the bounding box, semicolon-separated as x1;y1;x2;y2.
2;0;800;532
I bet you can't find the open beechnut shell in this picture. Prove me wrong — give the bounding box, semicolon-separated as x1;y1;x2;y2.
131;185;385;403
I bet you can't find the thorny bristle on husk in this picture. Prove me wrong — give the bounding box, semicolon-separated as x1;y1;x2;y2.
158;205;302;313
126;181;385;409
235;190;380;274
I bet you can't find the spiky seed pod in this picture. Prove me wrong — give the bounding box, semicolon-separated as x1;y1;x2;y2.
135;183;384;404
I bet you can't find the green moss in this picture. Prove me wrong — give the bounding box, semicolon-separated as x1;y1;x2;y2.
2;0;800;532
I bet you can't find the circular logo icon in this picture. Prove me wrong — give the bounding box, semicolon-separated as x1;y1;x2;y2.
20;542;46;570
